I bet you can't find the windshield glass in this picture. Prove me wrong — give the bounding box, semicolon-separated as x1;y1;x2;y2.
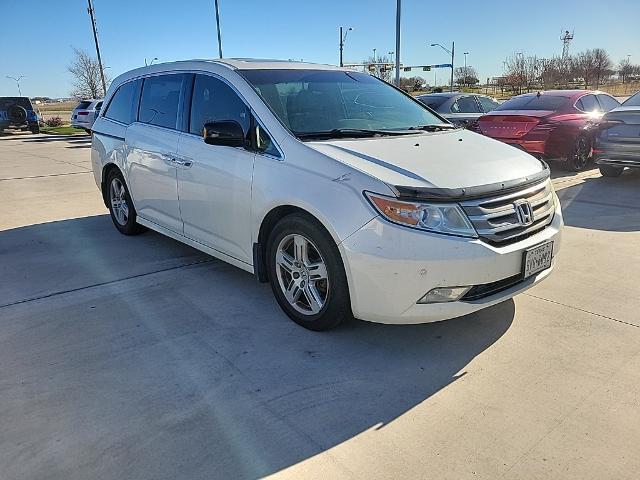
239;69;444;136
623;91;640;106
495;94;570;111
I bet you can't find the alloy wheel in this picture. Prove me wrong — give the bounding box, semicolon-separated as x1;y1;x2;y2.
275;234;329;316
109;177;129;226
571;136;590;170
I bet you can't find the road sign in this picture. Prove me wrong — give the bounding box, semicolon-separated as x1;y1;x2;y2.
403;67;412;72
422;66;431;71
434;63;453;69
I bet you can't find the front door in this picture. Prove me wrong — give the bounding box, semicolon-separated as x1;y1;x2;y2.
177;73;255;264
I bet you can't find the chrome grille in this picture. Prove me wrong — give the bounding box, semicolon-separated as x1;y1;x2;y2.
461;179;555;244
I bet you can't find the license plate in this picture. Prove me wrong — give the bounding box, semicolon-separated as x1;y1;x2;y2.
523;241;553;279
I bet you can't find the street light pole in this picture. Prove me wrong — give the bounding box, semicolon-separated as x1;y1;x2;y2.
394;0;401;87
430;42;455;92
6;75;24;96
339;26;352;67
87;0;107;97
450;41;455;92
463;51;469;89
214;0;223;58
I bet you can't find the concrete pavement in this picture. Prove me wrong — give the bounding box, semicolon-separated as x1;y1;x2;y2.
1;132;639;480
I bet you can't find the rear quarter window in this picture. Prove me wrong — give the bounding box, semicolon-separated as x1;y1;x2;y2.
104;80;141;125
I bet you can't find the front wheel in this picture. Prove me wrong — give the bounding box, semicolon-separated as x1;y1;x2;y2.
266;214;351;331
106;169;146;235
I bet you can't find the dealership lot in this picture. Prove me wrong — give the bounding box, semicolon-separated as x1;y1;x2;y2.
1;133;639;479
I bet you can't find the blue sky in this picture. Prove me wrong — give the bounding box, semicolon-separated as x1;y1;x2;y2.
1;0;639;97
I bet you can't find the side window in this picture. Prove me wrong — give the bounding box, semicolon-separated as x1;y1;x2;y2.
597;94;620;112
94;101;103;115
477;96;499;113
451;96;481;113
189;74;250;137
139;74;185;129
577;94;599;113
104;80;139;124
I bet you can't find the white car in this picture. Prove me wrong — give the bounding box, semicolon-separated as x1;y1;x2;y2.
71;98;103;131
90;59;563;331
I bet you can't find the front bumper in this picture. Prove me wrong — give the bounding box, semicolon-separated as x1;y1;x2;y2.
339;200;563;324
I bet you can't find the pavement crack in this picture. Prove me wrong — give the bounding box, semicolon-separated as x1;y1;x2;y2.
0;259;215;309
523;293;640;328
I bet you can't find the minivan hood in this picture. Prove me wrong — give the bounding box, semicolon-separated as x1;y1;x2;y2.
307;129;545;193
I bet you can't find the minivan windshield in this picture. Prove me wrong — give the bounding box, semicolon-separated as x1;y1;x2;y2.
239;69;447;138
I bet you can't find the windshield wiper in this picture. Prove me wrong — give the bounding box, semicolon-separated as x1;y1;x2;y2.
295;128;417;140
405;124;459;132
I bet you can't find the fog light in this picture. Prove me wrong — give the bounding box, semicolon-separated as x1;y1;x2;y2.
417;286;471;304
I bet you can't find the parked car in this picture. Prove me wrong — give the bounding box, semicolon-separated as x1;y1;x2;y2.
476;90;620;171
0;97;41;133
71;98;103;132
91;59;562;331
416;92;500;127
593;91;640;177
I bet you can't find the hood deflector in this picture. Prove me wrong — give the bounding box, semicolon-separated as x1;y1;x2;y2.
393;161;550;202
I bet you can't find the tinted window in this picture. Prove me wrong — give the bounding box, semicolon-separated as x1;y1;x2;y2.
417;95;448;110
104;80;139;124
451;96;481;113
496;94;569;111
623;91;640;106
239;69;443;134
76;101;92;110
189;74;250;137
597;94;620;112
0;97;32;109
139;74;184;129
576;94;599;112
477;96;499;113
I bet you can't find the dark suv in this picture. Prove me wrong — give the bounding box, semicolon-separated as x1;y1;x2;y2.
0;97;41;134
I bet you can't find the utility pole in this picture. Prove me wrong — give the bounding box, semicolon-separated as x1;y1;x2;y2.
87;0;107;97
339;26;352;67
394;0;401;87
6;75;24;96
214;0;223;58
463;51;469;89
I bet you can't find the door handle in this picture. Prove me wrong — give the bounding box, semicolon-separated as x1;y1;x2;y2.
173;158;193;168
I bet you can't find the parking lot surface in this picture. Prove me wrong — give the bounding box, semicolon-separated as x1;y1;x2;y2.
1;133;639;480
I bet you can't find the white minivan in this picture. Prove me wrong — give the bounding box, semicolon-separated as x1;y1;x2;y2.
90;59;562;331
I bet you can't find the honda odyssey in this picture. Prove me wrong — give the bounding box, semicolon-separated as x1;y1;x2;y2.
90;59;563;330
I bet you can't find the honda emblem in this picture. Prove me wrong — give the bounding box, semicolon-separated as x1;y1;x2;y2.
514;200;534;226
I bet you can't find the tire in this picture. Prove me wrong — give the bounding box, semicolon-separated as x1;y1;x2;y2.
8;105;27;124
563;135;591;171
599;164;624;177
30;125;40;134
266;214;351;331
105;169;146;235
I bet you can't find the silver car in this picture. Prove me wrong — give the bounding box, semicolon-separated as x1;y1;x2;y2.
71;99;103;132
417;92;499;127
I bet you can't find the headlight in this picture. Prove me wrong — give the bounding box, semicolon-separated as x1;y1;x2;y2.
365;192;477;238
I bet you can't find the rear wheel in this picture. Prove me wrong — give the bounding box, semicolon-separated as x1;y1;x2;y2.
106;169;146;235
266;214;351;331
599;164;624;177
564;135;591;171
30;125;40;134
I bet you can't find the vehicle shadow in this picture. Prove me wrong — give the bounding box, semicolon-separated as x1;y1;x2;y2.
557;168;640;231
0;215;515;479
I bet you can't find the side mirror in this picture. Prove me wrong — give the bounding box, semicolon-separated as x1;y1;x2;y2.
203;121;246;147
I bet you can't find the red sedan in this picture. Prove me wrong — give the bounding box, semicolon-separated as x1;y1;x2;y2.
476;90;620;170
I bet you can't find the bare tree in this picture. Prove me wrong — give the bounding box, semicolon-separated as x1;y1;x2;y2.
454;66;479;87
592;48;612;87
573;50;597;89
618;58;634;83
364;54;392;82
399;76;426;91
67;47;109;99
